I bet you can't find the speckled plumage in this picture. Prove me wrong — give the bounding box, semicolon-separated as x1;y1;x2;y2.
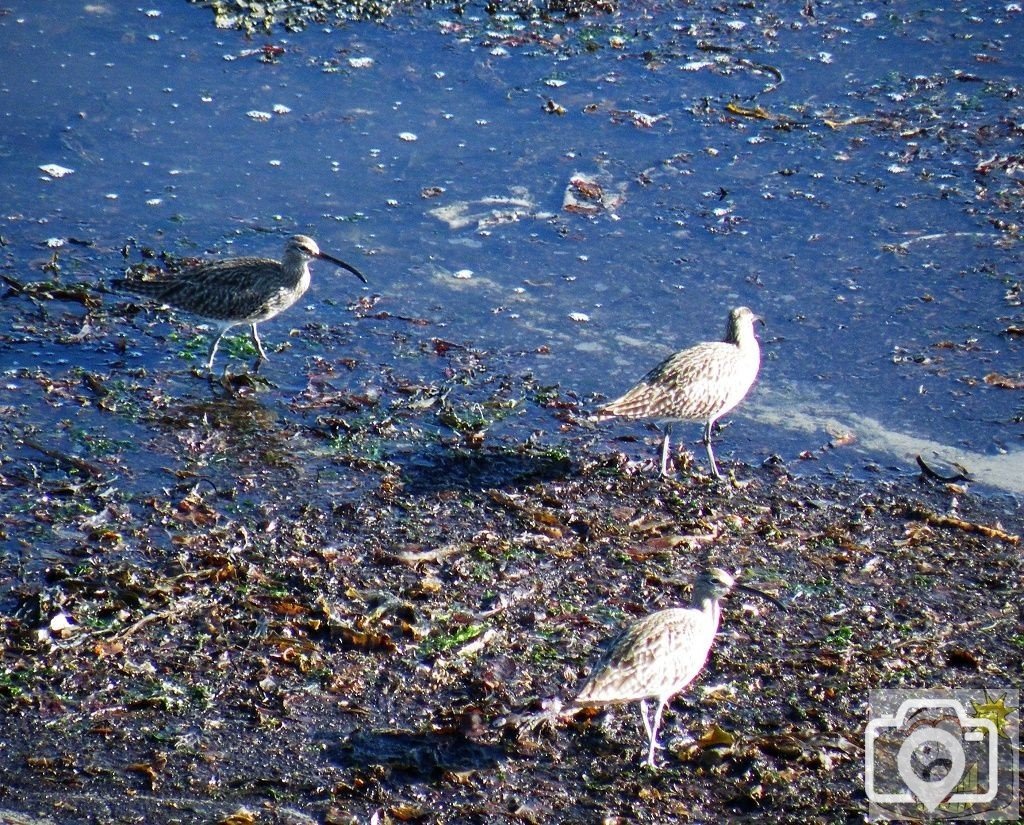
597;306;762;478
575;568;773;769
114;234;367;372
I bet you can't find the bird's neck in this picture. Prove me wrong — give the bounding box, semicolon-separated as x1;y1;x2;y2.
699;597;723;629
283;252;312;289
729;324;759;353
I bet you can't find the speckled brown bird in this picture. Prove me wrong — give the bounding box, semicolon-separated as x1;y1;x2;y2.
114;234;367;372
573;567;780;769
595;306;763;478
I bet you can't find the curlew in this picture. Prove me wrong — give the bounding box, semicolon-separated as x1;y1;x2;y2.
573;567;780;768
595;306;763;478
113;234;367;372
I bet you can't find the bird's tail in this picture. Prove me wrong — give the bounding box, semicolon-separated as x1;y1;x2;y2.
591;389;658;421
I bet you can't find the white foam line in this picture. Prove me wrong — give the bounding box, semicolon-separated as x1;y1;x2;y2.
746;383;1024;494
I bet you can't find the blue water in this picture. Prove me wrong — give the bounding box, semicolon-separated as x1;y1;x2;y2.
1;1;1022;493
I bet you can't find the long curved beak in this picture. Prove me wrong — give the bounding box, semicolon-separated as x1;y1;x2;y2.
319;251;368;284
735;581;784;610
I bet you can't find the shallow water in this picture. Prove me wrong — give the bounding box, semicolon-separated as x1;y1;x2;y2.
0;9;1021;821
1;0;1022;499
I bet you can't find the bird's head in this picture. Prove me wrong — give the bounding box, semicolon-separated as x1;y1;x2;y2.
287;234;367;283
695;566;783;608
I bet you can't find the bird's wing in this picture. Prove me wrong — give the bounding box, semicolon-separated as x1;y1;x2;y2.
598;343;744;420
576;609;713;704
117;257;290;320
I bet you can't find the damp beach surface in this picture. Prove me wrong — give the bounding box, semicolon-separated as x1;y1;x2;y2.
0;2;1021;822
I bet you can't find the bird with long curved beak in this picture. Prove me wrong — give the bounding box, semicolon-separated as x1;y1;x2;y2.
114;234;367;372
594;307;764;479
572;567;782;768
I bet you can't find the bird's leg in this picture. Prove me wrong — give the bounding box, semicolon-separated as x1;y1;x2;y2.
206;329;227;373
659;426;673;477
250;323;270;362
639;699;654;741
702;420;722;479
645;699;668;768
